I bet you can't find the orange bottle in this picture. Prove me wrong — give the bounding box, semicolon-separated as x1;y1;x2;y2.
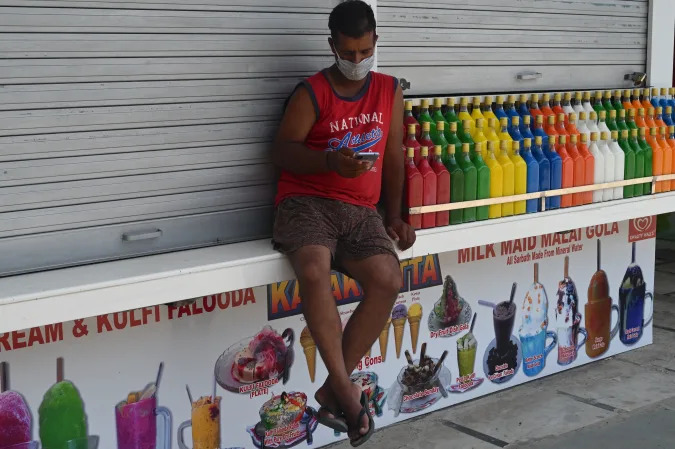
566;134;585;206
555;112;569;137
645;107;657;129
632;88;643;110
641;87;653;110
646;127;664;193
622;89;635;111
636;108;647;130
577;134;595;205
655;107;667;129
657;127;672;192
556;135;574;207
668;125;675;191
540;93;555;122
565;112;582;142
545;115;558;137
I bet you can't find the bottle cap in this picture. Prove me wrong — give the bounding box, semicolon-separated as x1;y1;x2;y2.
614;90;622;98
604;90;611;99
513;140;520;150
460;97;468;106
449;144;456;154
621;130;628;139
569;112;577;121
643;88;650;96
500;117;508;127
462;143;470;153
536;114;544;124
590;111;597;120
435;145;442;156
404;100;413;110
407;147;414;158
422;122;430;131
434;98;442;108
670;88;675;96
523;115;531;124
623;89;631;97
450;122;457;132
610;109;616;118
639;127;646;136
488;118;496;128
619;109;626;118
564;92;571;101
601;131;609;140
554;93;562;102
660;126;667;134
570;134;577;144
595;91;603;99
650;127;657;136
519;94;528;102
407;124;417;133
421;99;429;108
512;116;520;125
472;97;481;106
611;130;618;140
535;136;542;145
648;107;654;116
632;128;638;137
436;121;445;131
550;135;558;144
668;106;673;114
484;95;493;104
633;88;640;96
670;125;675;134
591;132;599;141
629;108;636;117
476;118;484;128
542;93;550;102
557;113;565;122
548;115;555;125
507;94;516;103
583;91;591;100
599;110;606;120
531;93;540;102
421;146;429;157
657;88;664;96
579;111;587;120
446;97;455;107
475;141;483;153
524;137;531;147
463;119;472;129
657;106;663;115
496;95;504;103
638;108;645;116
559;135;567;144
575;92;582;100
581;134;588;143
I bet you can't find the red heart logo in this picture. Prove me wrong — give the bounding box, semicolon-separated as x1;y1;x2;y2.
634;217;653;232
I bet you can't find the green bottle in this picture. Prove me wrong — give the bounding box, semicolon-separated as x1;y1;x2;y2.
444;98;459;125
444;122;463;160
612;89;624;112
602;90;615;113
606;109;618;133
616;109;629;133
471;141;491;221
626;108;639;131
444;144;464;225
628;129;645;196
457;120;476;155
431;98;449;132
637;127;653;195
618;129;635;198
457;143;477;223
432;121;449;155
418;99;435;140
593;91;607;115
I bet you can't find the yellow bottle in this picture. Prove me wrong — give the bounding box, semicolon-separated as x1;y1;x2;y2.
510;140;528;215
471;96;485;131
485;118;501;149
497;117;514;154
458;97;474;135
485;140;503;219
482;95;498;126
473;118;489;159
497;139;515;217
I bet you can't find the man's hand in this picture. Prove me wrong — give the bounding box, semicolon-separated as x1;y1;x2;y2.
386;217;416;251
327;148;371;178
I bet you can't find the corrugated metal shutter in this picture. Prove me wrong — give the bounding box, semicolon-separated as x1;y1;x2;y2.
377;0;649;95
0;1;338;276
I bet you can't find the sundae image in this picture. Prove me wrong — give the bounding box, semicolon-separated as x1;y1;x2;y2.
260;392;307;431
299;327;316;383
618;242;653;345
556;257;586;365
379;318;391;361
407;303;423;354
0;362;33;449
434;275;463;325
39;359;90;449
586;240;619;357
248;392;317;448
392;304;408;359
216;325;294;392
456;332;477;378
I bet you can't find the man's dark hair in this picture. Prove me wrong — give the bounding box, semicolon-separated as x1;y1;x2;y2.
329;0;376;42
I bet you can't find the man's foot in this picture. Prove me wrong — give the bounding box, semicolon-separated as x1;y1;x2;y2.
336;383;371;442
314;383;348;432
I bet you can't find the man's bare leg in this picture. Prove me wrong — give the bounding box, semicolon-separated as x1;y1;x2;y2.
288;246;363;429
315;253;401;439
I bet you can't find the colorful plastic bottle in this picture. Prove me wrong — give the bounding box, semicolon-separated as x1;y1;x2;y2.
485;118;502;150
612;90;624;112
632;88;643;110
644;107;657;130
432;121;450;154
563;92;575;118
663;106;675;128
458;98;475;135
444;98;459;125
520;115;536;142
482;95;498;126
518;94;532;124
655;107;667;130
573;92;586;125
577;133;596;205
445;121;463;157
544;114;558;138
607;109;619;134
418;146;437;228
642;88;655;110
509;115;525;149
566;134;585;206
471;97;485;135
511;140;527;214
589;132;605;203
430;145;450;226
418;99;434;137
668;126;675;191
555;112;569;137
599;131;615;201
597;111;612;146
405;147;423;229
470;141;490;221
532;135;551;210
530;93;544;124
484;141;503;219
577;111;591;143
432;98;449;133
593;91;606;116
565;112;582;143
540;93;555;123
629;129;646;196
622;89;635;112
626;108;638;131
505;95;521;127
659;88;673;112
658;126;672;192
603;90;615;113
555;135;574;207
544;135;563;209
587;111;601;138
444;144;464;225
521;138;539;213
582;91;595;124
419;122;435;159
617;129;635;198
497;139;515;217
494;95;508;128
473;118;489;159
404;124;421;164
458;119;476;156
458;143;478;222
498;117;514;154
609;131;625;199
404;100;421;139
533;114;549;150
552;93;565;117
616;109;630;133
646;127;663;193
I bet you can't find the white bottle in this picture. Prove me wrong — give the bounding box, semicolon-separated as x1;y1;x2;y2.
599;131;615;201
562;92;575;116
589;132;605;203
609;131;625;199
582;92;595;126
587;111;600;137
576;111;591;143
573;92;586;124
597;111;612;146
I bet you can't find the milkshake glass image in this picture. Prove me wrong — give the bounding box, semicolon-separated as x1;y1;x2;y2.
494;301;516;355
519;264;556;376
619;242;654;344
556;257;587;365
178;396;220;449
456;333;477;378
585;240;619;358
115;396;171;449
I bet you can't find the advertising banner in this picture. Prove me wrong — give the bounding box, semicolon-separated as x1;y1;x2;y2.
0;218;656;449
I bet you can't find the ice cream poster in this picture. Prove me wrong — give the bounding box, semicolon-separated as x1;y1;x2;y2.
0;218;655;449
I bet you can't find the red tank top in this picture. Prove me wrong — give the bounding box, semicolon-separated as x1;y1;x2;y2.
275;70;398;209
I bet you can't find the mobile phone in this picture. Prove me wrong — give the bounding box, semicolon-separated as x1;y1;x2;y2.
355;152;380;162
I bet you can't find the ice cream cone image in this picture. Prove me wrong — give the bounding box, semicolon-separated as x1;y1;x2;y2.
379;319;391;361
300;327;316;383
392;304;408;359
408;303;423;354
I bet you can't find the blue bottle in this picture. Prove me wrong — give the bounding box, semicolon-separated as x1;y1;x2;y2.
543;134;562;210
517;94;532;129
532;114;549;149
509;115;525;149
494;95;508;127
650;87;661;109
521;138;540;213
531;136;551;211
663;106;675;128
520;115;536;142
505;94;520;128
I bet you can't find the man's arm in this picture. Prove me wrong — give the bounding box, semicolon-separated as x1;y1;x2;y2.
382;85;416;250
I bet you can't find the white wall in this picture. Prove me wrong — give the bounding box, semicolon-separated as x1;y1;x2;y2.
647;0;675;86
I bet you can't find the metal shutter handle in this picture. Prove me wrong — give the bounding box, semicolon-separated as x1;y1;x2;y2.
122;229;163;242
516;71;543;81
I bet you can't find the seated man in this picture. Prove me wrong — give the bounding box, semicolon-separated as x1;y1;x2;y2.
271;0;415;446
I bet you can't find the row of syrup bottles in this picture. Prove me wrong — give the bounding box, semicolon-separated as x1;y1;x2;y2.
403;88;675;229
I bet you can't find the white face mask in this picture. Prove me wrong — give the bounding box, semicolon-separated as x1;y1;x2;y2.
334;48;375;81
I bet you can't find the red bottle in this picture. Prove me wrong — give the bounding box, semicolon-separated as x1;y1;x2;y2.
576;134;595;205
417;146;437;229
555;113;569;137
544;115;559;138
405;147;423;230
404;100;421;139
404;124;421;165
540;93;555;122
430;145;450;226
555;135;574;208
530;93;544;122
565;112;581;143
419;122;435;160
565;134;585;206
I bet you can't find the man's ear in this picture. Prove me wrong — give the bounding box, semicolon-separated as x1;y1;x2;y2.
374;34;379;45
328;37;336;56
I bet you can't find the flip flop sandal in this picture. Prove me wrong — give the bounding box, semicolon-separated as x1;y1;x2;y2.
349;392;375;447
314;405;349;433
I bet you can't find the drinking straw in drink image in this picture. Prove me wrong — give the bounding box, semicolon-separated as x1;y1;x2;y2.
178;381;221;449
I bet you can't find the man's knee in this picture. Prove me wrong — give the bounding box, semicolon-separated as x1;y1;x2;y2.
365;257;401;300
291;247;332;287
